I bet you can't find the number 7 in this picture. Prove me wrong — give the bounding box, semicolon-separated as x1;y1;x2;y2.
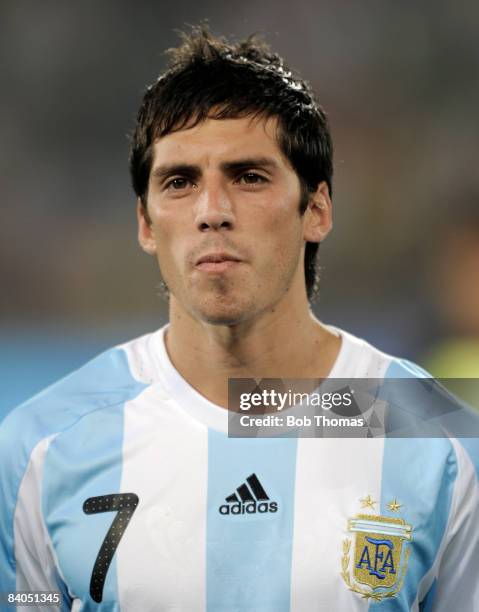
83;493;139;603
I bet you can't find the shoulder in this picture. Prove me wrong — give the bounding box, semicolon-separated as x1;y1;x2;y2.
329;325;419;378
0;330;158;491
2;333;153;436
0;331;150;590
332;326;479;479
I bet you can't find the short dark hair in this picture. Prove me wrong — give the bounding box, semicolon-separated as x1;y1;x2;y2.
129;26;333;301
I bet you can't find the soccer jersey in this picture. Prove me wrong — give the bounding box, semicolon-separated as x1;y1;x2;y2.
1;326;478;611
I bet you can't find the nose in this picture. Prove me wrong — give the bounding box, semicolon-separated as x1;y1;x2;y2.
194;181;235;232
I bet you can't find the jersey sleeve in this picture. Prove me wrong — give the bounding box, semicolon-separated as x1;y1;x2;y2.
0;431;72;611
14;437;72;604
0;345;147;611
429;438;479;610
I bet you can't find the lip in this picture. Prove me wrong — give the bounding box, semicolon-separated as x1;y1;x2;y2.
195;252;243;272
196;252;242;265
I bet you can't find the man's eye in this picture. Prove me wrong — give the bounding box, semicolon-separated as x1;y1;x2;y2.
238;173;267;185
166;177;191;190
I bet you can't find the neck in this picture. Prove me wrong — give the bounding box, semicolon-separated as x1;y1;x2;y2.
165;285;341;409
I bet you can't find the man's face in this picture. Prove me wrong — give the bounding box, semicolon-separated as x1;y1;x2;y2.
138;115;326;326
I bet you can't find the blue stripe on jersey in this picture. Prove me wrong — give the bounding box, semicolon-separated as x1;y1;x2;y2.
371;437;456;611
42;402;128;610
368;360;457;611
0;347;147;603
206;431;297;612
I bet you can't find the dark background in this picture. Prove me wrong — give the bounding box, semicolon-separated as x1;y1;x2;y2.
2;1;479;415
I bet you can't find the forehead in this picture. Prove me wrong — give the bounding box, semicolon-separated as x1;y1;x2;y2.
150;115;289;169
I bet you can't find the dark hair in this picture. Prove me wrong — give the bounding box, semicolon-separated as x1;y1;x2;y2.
129;26;333;301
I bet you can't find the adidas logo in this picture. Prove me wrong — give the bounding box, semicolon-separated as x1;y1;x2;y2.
218;473;278;515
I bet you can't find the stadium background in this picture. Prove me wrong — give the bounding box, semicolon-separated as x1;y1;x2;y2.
1;1;478;418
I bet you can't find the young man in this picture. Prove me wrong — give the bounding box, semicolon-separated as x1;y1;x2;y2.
1;28;478;611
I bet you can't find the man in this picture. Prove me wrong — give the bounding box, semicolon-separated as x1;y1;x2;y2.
1;27;478;611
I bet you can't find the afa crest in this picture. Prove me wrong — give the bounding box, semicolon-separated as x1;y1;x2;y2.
341;503;412;602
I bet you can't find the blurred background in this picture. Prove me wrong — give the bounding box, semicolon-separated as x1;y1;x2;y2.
1;1;479;417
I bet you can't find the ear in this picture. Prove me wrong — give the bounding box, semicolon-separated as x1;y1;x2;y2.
302;181;333;243
137;199;157;255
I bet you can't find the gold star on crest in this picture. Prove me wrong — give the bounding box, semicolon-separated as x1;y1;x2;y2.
387;498;403;512
359;494;377;509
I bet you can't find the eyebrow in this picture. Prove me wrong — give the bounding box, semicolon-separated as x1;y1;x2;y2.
150;157;279;182
220;157;279;173
150;164;201;182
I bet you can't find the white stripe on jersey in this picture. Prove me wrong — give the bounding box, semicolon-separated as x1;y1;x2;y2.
117;385;208;610
14;435;71;605
119;331;160;385
290;438;385;611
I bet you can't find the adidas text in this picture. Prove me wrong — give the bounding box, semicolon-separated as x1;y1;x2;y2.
219;501;278;515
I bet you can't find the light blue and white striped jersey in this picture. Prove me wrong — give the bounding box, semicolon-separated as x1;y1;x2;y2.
1;326;478;611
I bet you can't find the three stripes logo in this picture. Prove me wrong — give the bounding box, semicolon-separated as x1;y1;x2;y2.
219;473;278;515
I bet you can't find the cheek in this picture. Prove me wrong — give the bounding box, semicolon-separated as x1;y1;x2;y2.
256;204;303;254
247;215;303;287
156;234;186;270
150;213;190;274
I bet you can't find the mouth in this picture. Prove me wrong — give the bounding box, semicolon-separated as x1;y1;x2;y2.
195;252;243;273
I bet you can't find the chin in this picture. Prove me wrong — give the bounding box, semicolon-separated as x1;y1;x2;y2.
196;306;250;327
193;295;255;327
